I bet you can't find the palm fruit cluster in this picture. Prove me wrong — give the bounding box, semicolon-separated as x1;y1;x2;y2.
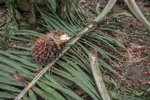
31;30;70;64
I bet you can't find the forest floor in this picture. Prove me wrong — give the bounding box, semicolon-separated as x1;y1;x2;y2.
80;0;150;97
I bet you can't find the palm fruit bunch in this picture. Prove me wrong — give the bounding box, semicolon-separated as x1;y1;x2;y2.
31;30;71;64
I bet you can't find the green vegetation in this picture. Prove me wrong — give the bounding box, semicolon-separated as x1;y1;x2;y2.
0;0;150;100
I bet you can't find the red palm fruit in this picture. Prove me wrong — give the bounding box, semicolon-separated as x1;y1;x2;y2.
31;30;70;64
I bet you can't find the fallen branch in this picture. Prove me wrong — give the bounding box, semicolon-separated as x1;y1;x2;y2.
89;50;111;100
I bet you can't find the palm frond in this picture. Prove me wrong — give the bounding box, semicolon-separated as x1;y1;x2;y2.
0;0;148;100
37;6;80;36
